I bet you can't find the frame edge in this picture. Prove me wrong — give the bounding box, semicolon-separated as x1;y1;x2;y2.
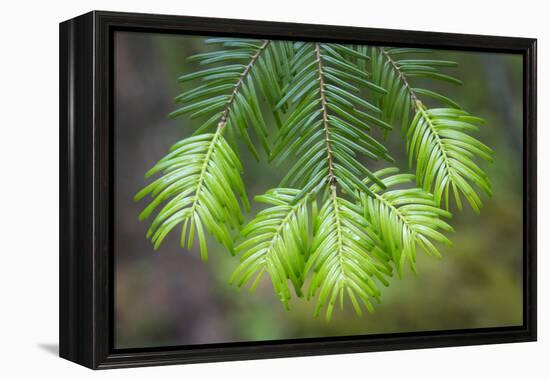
59;11;97;369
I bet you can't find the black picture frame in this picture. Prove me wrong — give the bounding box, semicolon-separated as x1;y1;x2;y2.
59;10;537;370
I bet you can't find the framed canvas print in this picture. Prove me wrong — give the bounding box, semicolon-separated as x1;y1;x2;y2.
59;11;537;369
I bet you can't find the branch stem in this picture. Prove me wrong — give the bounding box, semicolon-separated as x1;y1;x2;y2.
218;40;270;128
330;186;345;282
417;105;452;178
188;128;223;217
315;43;337;187
379;47;420;105
187;41;271;227
379;47;453;185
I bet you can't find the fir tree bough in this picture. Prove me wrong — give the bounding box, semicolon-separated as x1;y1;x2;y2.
136;38;493;320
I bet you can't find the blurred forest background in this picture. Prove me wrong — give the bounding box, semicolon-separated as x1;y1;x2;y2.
114;31;523;349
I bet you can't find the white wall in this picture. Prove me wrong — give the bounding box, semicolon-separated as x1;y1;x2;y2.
0;0;546;378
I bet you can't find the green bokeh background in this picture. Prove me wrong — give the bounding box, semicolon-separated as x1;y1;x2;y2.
114;32;523;349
